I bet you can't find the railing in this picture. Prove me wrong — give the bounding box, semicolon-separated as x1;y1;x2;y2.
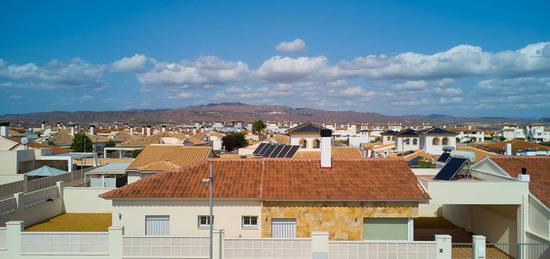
123;236;209;258
21;232;109;255
487;242;550;259
23;186;59;209
0;197;17;216
27;170;85;192
0;180;25;198
224;238;312;259
0;227;5;250
329;240;437;259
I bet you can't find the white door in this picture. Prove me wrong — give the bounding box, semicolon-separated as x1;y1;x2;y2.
271;218;296;238
145;216;170;236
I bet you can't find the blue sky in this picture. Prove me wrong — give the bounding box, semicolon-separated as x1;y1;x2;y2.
1;0;549;118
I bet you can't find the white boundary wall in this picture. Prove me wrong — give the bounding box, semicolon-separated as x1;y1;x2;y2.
63;187;113;213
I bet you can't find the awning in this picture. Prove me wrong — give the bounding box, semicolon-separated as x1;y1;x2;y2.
85;162;131;175
27;166;68;177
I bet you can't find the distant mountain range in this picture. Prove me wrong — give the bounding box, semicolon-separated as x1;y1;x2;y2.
0;102;541;126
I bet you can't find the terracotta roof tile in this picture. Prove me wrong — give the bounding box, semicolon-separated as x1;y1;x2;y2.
127;145;212;171
480;140;550;152
293;147;363;159
101;158;429;201
490;156;550;207
456;146;499;162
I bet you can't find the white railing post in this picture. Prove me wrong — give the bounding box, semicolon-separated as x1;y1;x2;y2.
6;221;23;259
56;181;64;204
472;235;486;259
109;226;124;259
13;192;24;214
214;229;224;259
311;231;329;259
435;234;452;259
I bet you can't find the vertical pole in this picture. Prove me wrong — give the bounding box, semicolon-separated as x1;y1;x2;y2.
209;163;214;259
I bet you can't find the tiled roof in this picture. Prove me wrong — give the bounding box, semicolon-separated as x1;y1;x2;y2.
417;127;457;135
2;136;72;154
118;132;186;146
389;150;433;162
395;128;418;136
481;140;550;152
101;158;429;201
287;122;327;134
490;156;550;207
380;130;397;135
127;145;212;171
455;146;499;162
269;134;290;145
293;147;363;159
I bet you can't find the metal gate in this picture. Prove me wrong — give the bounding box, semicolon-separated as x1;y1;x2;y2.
271;218;296;238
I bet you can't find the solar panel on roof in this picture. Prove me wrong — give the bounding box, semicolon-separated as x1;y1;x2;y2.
261;144;276;157
437;152;450;162
434;158;467;180
253;143;267;155
277;145;292;157
269;145;284;157
407;156;423;166
287;145;299;158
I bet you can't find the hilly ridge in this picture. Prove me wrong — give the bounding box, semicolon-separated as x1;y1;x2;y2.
0;102;538;125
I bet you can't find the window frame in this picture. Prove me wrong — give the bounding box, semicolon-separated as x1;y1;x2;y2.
198;215;214;228
241;216;259;229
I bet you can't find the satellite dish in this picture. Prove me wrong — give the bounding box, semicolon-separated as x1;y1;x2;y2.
44;129;52;137
21;137;28;145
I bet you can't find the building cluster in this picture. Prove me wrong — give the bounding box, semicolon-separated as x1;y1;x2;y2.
0;120;548;258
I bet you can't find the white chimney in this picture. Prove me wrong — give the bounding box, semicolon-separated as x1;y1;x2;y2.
162;125;166;133
41;121;46;131
130;126;135;135
517;168;530;182
70;125;75;136
141;126;145;135
115;124;118;129
89;125;95;135
320;129;332;168
146;125;151;136
505;143;512;155
0;122;9;137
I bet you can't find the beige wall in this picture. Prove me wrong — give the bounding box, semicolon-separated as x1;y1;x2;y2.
111;199;262;237
441;204;518;243
261;201;418;240
290;134;321;150
528;195;550;241
63;187;113;213
418;178;528;205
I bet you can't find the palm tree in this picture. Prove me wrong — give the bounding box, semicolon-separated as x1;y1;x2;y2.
252;120;267;138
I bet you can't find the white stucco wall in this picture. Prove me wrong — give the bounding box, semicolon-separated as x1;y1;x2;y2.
528;195;550;241
111;200;262;237
63;187;113;213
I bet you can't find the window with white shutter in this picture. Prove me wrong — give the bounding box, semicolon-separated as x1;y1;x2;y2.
145;215;170;236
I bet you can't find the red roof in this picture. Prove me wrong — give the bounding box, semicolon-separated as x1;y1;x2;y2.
2;136;72;154
100;159;429;201
491;156;550;207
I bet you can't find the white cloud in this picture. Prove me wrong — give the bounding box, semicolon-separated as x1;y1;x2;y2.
137;56;250;87
112;54;150;73
338;42;550;79
80;95;93;101
168;92;193;99
255;56;331;82
275;39;306;52
436;78;455;86
329;86;375;97
0;58;106;90
394;80;427;90
434;87;463;96
439;97;463;104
